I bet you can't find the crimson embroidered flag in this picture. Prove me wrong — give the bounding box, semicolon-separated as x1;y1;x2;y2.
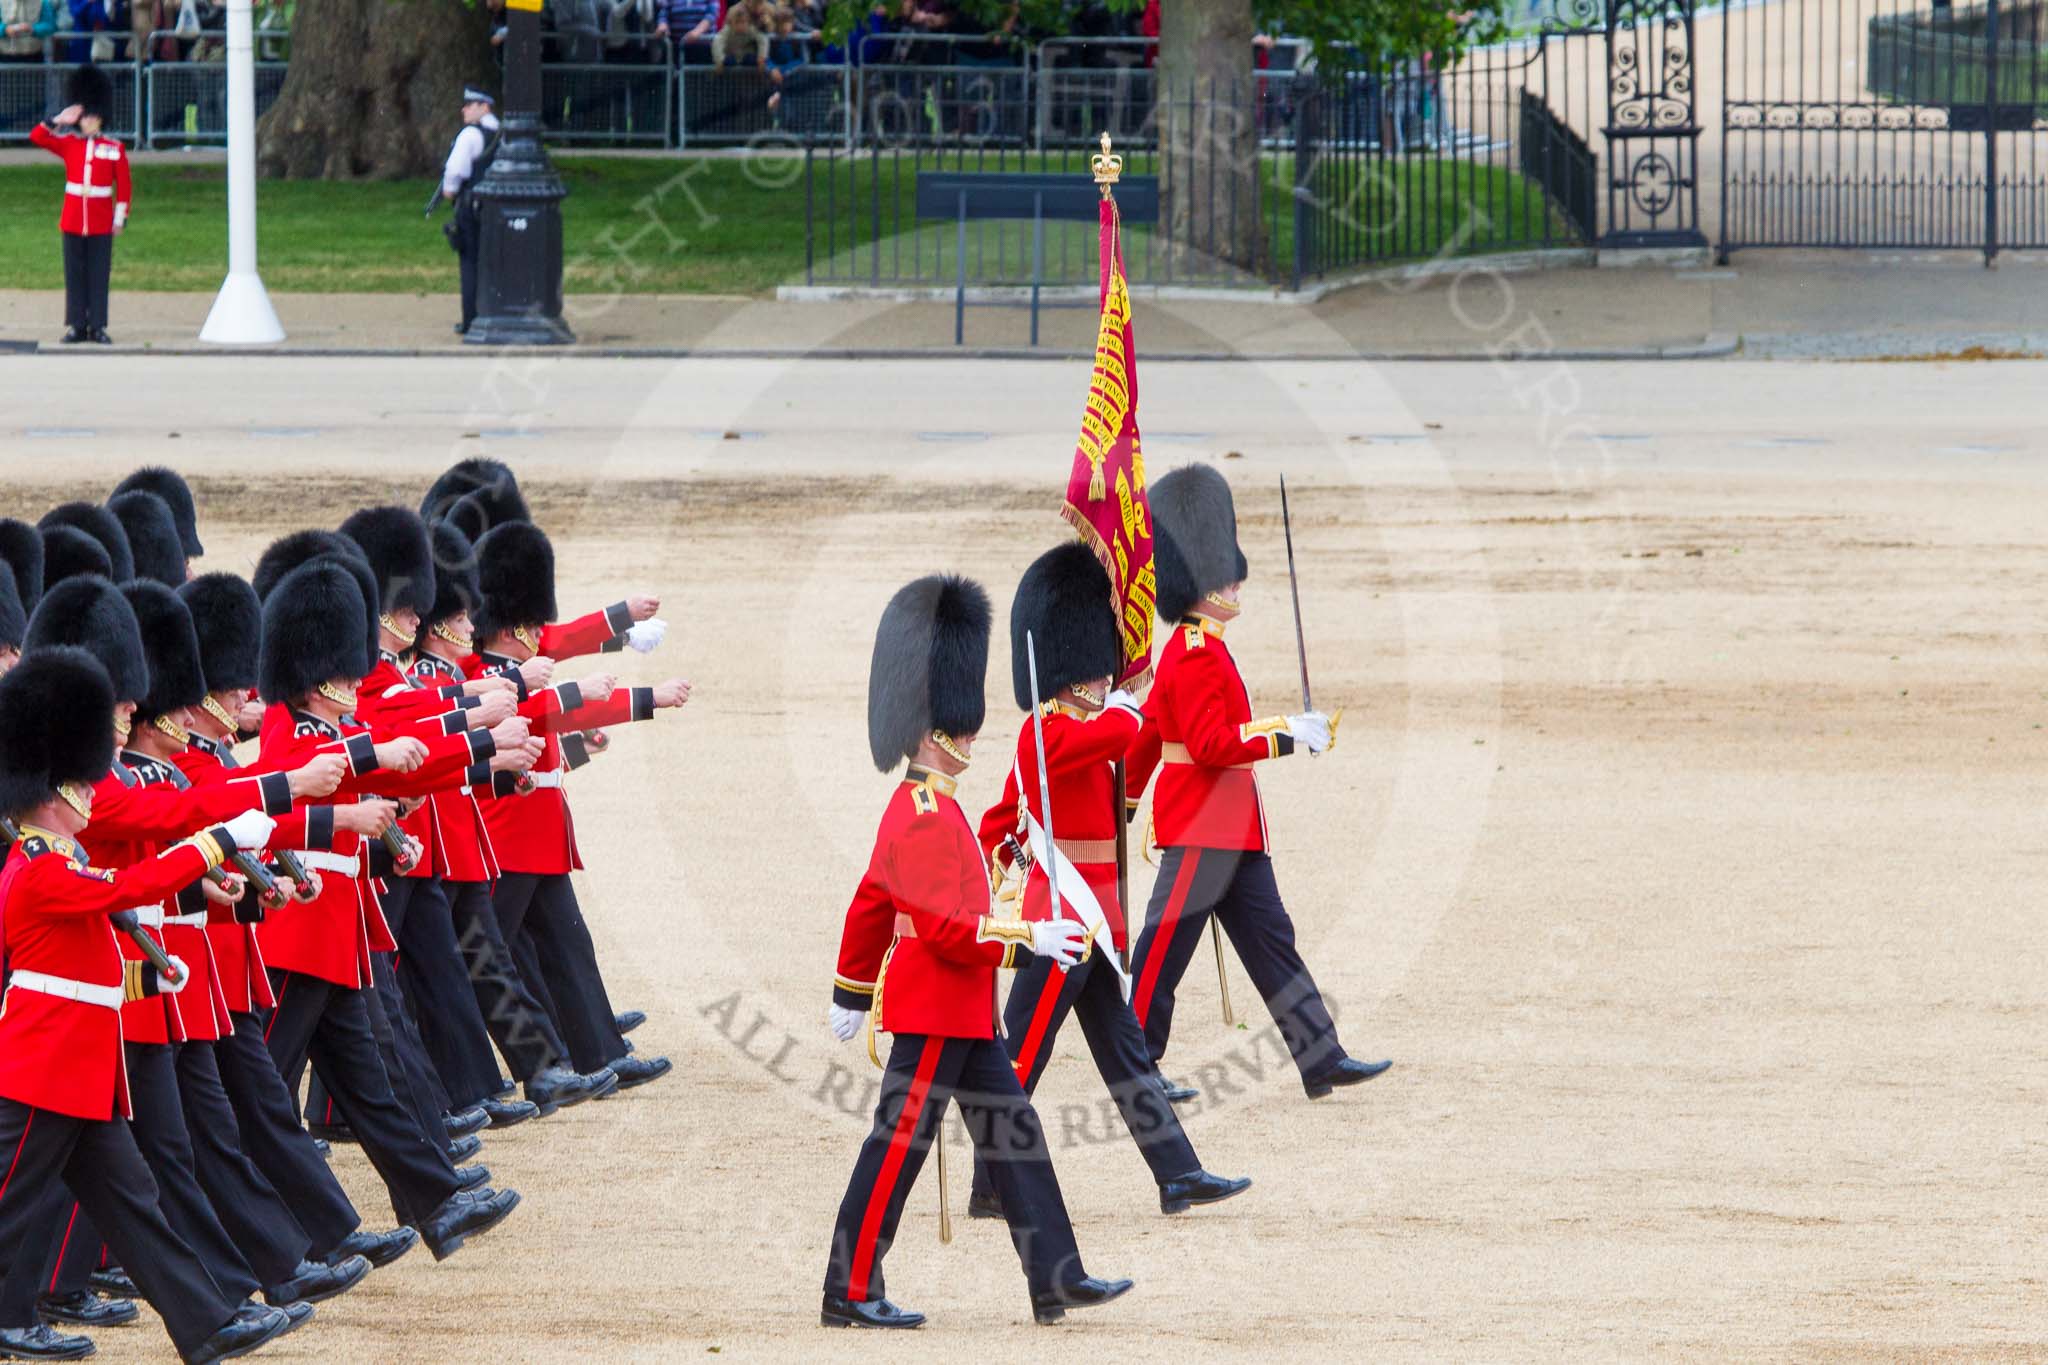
1061;196;1155;688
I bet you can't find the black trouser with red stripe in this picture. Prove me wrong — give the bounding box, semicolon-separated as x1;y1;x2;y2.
1129;847;1345;1083
448;877;567;1082
215;1012;360;1257
0;1098;235;1355
493;872;627;1073
398;876;508;1108
262;969;460;1228
969;948;1198;1206
824;1033;1086;1305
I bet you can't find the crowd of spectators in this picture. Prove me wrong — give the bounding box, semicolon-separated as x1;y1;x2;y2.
0;0;290;65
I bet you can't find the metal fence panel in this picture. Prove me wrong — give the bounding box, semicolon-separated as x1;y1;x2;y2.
541;61;671;145
144;61;286;148
0;61;141;143
678;61;848;146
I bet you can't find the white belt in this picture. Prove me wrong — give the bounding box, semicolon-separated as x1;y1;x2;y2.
7;970;123;1010
523;771;563;789
164;910;210;929
64;182;114;198
295;851;361;878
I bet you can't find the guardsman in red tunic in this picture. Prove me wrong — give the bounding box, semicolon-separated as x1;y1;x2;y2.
966;543;1249;1221
408;514;618;1115
821;574;1131;1330
0;647;298;1364
464;517;683;1091
29;65;130;344
17;574;354;1333
338;506;545;1130
252;557;522;1261
1124;465;1391;1099
177;571;423;1276
250;527;534;1162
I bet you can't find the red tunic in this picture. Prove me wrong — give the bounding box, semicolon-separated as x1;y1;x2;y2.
357;652;491;881
116;752;240;1043
255;705;492;988
976;701;1143;952
406;651;501;883
174;734;320;1016
29;124;131;236
1125;617;1295;852
832;770;1034;1040
464;651;655;875
0;828;219;1120
87;761;294;1045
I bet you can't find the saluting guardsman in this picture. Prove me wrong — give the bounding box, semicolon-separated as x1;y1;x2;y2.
0;646;296;1364
822;573;1131;1330
968;542;1250;1220
1124;465;1391;1099
29;64;129;345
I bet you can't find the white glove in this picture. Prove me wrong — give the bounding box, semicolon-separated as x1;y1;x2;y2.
828;1003;863;1042
1286;710;1332;755
1104;688;1143;719
157;956;190;995
624;619;668;654
220;809;277;853
1030;918;1087;968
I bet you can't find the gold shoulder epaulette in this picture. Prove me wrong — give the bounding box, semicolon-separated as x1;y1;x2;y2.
1183;622;1207;649
910;784;938;816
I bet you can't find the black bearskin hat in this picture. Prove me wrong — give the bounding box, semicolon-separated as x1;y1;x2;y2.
0;519;44;612
1009;541;1119;712
0;562;25;653
420;459;528;534
1151;464;1248;622
40;525;112;588
472;521;555;642
65;64;112;120
424;519;480;629
39;501;133;584
866;574;990;772
260;561;371;704
177;573;262;695
122;580;206;721
252;529;378;671
108;490;187;588
24;574;148;704
0;647;114;817
338;506;436;618
112;466;203;558
442;493;491;548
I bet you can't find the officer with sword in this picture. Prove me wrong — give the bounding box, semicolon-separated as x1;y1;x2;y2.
1123;466;1393;1100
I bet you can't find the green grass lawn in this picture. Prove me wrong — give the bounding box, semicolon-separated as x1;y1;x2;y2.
0;155;815;294
0;148;1572;295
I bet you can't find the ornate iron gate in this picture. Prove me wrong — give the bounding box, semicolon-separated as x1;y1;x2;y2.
1720;0;2048;260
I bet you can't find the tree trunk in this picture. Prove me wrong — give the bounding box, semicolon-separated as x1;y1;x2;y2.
258;0;495;180
1156;0;1267;276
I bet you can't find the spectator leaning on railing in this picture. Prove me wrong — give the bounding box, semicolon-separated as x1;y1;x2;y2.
1;0;56;62
652;0;717;64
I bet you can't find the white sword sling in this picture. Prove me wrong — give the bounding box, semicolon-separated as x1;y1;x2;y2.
1014;754;1133;1003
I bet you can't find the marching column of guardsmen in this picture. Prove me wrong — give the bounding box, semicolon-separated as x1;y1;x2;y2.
0;459;690;1362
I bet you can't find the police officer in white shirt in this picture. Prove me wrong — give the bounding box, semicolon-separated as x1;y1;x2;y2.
439;86;499;335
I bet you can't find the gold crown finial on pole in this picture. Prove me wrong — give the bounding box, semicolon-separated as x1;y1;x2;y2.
1092;130;1123;197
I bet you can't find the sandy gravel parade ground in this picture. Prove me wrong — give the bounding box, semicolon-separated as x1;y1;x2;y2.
2;351;2046;1359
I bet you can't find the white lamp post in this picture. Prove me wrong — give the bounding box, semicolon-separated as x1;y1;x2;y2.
199;0;284;344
